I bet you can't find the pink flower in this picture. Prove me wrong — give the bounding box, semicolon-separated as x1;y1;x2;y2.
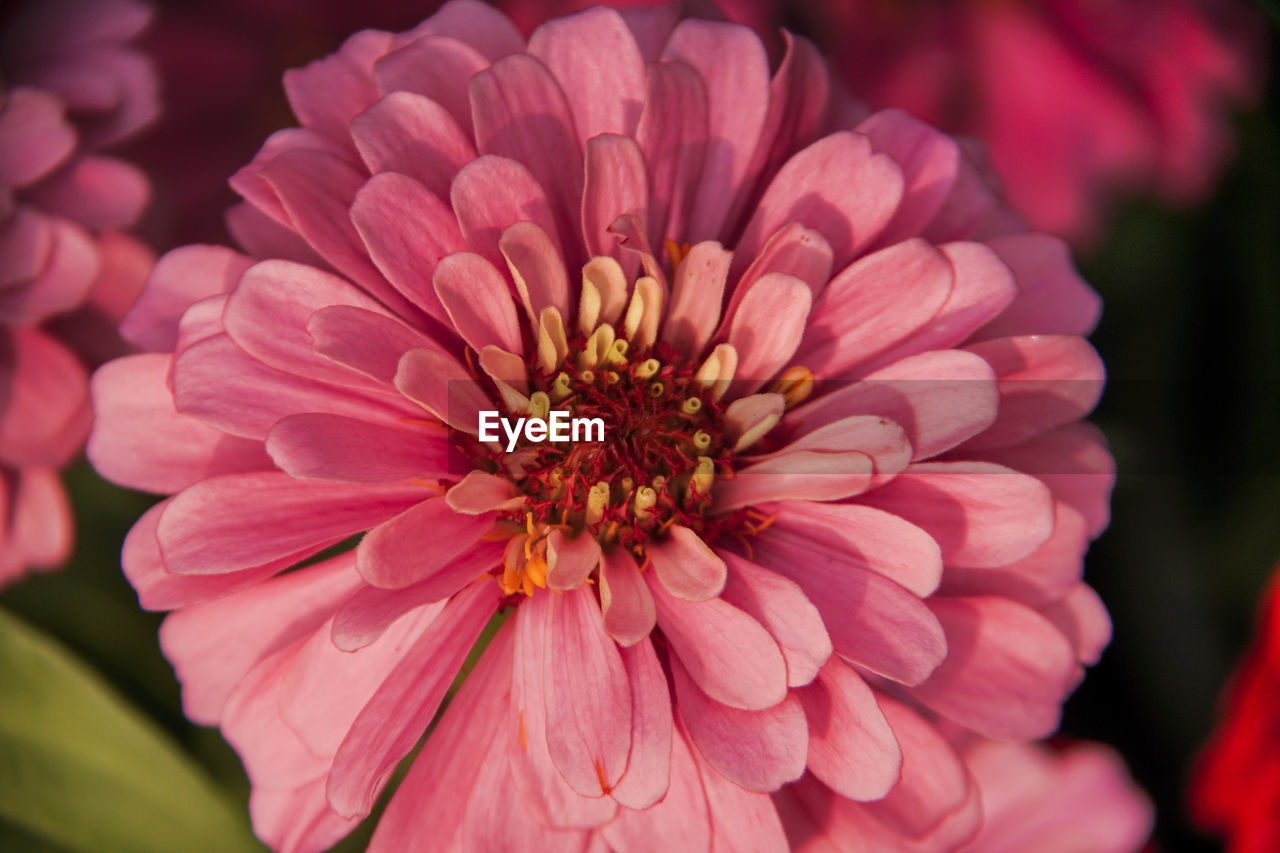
91;2;1115;849
0;0;157;585
779;735;1153;852
802;0;1265;244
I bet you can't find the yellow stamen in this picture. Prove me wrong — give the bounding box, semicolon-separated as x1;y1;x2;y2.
691;455;715;495
635;358;661;379
771;366;814;408
681;397;702;415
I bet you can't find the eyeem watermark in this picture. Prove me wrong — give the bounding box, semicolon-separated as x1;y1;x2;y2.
478;410;606;452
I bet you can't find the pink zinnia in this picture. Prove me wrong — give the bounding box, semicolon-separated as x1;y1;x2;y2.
0;0;157;584
803;0;1265;244
91;2;1114;849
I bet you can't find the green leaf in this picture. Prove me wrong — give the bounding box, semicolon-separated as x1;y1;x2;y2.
0;608;262;853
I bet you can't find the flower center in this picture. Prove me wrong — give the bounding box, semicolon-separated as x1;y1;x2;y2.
496;328;729;551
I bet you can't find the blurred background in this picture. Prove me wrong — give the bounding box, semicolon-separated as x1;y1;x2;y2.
2;1;1278;850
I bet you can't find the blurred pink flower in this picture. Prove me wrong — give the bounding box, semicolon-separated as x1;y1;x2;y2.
778;736;1153;851
803;0;1265;244
0;0;157;584
91;2;1115;849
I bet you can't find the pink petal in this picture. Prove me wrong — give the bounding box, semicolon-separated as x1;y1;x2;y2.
0;328;89;467
356;497;494;589
8;466;72;569
225;201;326;269
941;500;1088;607
257;148;420;320
861;241;1018;369
719;551;832;687
727;272;811;393
308;305;437;387
528;7;646;144
450;154;561;270
544;587;633;796
758;415;910;479
672;657;807;792
121;501;283;612
796;238;953;381
278;609;435;759
219;643;328;789
797;661;901;802
1039;582;1112;666
223;260;392;389
661;19;769;242
977;233;1102;339
171;335;413;442
26;155;148;230
546;529;601;591
961;335;1105;450
282;29;389;151
500;220;571;323
0;218;97;325
471;53;583;266
698;749;790;853
649;572;787;710
725;222;833;326
374;34;488;138
863;693;973;838
911;596;1077;739
159;555;361;725
397;0;524;61
0;88;74;187
327;580;500;818
445;470;525;515
248;778;359;853
648;524;727;601
598;546;655;646
88;353;271;494
602;723;710;852
266;413;450;484
350;171;465;321
723;393;786;452
756;501;943;598
636;59;708;247
857;109;961;248
974;422;1114;538
662;240;731;358
329;587;446;654
157;472;423;575
350;91;476;199
434;251;523;355
714;450;873;511
582;134;649;275
394;346;493;434
510;596;618;828
787;349;999;462
734;32;834;229
735;131;903;276
610;637;673;809
369;619;514;850
859;461;1055;569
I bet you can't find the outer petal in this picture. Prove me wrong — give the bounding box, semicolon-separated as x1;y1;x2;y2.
356;497;494;589
649;572;787;711
797;661;901;802
544;587;633;797
673;658;808;792
911;596;1077;739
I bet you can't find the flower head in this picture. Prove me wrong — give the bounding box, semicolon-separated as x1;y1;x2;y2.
0;0;157;585
92;2;1115;849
